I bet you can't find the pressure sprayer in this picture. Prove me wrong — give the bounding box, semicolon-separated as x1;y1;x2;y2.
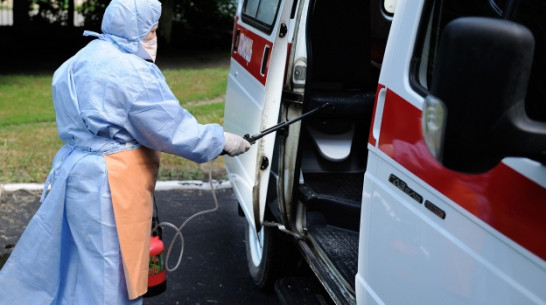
144;214;166;297
143;160;221;299
143;103;332;297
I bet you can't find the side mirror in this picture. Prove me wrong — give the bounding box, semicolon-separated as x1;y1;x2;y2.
422;17;546;173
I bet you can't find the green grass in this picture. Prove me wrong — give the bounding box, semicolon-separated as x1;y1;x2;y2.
0;67;229;183
0;75;55;127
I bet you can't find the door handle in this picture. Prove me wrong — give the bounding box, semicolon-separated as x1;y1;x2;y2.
261;45;271;76
232;29;241;53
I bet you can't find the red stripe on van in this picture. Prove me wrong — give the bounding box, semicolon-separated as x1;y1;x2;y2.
232;23;273;86
377;88;546;262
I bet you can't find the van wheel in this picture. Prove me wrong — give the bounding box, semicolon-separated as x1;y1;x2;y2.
245;222;289;289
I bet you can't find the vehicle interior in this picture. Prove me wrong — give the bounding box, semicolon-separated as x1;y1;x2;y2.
293;0;391;291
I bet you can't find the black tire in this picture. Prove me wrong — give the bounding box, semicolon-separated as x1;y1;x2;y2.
245;222;293;289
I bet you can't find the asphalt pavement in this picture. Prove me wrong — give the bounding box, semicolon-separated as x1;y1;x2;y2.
0;185;280;305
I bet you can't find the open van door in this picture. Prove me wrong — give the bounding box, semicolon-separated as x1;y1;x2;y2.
224;0;294;236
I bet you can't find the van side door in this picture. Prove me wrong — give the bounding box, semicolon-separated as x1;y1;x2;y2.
224;0;295;234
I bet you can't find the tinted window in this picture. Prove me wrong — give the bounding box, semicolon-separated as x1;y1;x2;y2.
242;0;282;34
413;0;546;121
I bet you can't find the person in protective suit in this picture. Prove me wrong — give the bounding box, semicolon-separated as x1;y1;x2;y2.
0;0;250;304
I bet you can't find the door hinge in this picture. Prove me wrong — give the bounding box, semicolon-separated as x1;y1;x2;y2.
279;23;288;38
260;156;270;170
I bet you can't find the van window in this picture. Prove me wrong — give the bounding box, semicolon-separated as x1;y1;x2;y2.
242;0;282;34
412;0;546;122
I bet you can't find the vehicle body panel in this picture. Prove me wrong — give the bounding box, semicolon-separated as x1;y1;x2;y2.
357;0;546;303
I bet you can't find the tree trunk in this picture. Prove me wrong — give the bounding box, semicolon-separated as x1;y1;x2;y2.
159;0;174;44
68;0;75;27
13;0;30;26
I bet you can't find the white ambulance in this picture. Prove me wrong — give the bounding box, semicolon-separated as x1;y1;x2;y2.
223;0;546;304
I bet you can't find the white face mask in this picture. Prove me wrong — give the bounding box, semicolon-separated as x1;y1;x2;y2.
140;37;158;62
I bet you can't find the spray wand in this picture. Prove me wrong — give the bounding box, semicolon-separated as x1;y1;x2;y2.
243;103;332;144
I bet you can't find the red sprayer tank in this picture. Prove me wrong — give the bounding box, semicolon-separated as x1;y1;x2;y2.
144;226;166;297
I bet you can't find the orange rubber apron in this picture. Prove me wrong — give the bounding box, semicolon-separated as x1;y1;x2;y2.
104;146;160;300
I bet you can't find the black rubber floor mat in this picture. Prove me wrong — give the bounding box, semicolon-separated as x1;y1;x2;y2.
308;225;359;290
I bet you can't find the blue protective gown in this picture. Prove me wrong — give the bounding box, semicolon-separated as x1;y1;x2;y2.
0;0;224;304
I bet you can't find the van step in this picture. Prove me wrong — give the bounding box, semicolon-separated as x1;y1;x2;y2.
307;225;359;290
303;172;363;203
299;173;363;230
275;277;335;305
